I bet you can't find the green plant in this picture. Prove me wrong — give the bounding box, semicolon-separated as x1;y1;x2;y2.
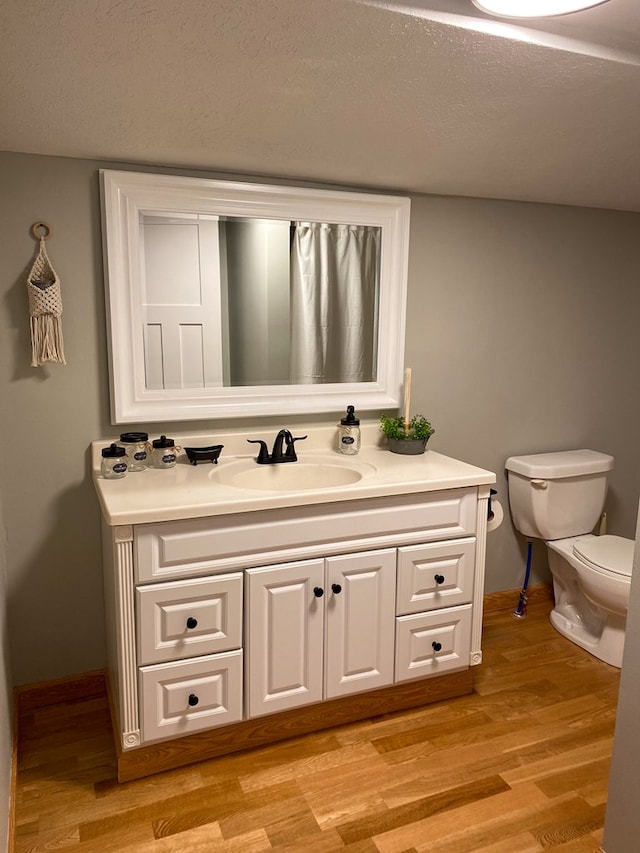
380;412;434;441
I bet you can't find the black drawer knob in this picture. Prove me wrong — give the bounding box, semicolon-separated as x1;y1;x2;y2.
331;583;342;594
434;574;445;585
432;641;442;652
313;587;324;598
188;693;199;707
186;617;198;630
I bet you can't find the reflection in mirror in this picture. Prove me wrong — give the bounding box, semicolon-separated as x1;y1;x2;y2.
140;212;225;390
100;170;410;422
225;217;291;387
141;213;381;390
289;222;380;386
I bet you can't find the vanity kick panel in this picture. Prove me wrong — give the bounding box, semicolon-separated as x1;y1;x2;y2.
135;488;478;582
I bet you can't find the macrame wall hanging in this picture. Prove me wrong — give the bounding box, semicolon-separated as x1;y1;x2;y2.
27;222;66;367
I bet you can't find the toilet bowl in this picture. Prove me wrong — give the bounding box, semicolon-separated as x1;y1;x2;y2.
546;534;632;667
505;449;634;668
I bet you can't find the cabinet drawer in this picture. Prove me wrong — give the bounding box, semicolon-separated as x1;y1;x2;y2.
134;488;478;581
137;574;242;665
395;604;472;681
396;539;475;615
139;650;243;743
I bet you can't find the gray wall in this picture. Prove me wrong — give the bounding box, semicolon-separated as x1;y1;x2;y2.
1;153;109;686
0;489;12;853
409;196;640;591
1;151;639;686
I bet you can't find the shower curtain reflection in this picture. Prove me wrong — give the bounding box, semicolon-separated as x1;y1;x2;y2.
290;222;380;384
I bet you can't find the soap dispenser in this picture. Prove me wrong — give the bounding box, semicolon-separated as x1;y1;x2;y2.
337;405;361;456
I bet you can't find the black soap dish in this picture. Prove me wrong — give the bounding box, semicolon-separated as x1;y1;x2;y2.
184;445;224;465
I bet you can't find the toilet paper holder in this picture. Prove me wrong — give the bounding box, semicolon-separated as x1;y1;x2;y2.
487;488;504;532
488;488;498;521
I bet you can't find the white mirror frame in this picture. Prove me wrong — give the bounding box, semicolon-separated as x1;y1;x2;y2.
100;169;410;423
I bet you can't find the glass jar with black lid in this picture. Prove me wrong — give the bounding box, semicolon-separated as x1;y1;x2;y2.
118;431;150;472
101;443;128;479
151;435;178;469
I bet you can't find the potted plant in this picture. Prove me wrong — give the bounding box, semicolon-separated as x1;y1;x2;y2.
380;413;435;455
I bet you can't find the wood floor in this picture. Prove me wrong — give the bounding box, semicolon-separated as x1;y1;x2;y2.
12;599;620;853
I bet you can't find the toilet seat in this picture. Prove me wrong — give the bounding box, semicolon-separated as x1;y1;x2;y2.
573;535;633;578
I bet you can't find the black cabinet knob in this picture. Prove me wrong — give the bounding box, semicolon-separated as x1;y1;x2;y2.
313;587;324;598
186;617;198;629
432;641;442;652
434;574;445;585
331;583;342;594
188;693;199;707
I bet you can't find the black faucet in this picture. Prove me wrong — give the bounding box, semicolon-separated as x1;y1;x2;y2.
247;430;308;464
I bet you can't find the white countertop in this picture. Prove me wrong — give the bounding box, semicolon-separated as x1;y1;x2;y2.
92;425;496;526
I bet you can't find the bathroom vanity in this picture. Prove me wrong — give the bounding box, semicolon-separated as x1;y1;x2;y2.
93;427;495;781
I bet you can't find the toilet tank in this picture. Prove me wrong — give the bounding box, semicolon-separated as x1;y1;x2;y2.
505;449;614;540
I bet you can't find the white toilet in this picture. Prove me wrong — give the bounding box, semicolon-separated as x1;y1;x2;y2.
505;449;634;668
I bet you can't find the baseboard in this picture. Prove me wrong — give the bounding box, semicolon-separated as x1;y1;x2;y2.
8;690;18;853
15;669;105;713
482;582;553;614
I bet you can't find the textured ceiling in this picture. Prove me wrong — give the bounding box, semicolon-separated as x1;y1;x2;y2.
1;0;639;210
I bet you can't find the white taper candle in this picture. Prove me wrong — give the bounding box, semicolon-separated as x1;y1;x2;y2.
403;367;411;429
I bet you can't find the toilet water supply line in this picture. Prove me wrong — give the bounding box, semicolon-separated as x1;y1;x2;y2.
514;540;533;618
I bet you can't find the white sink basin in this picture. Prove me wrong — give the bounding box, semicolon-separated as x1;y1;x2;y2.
211;458;375;492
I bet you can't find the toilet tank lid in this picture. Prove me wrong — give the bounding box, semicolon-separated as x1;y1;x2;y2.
505;449;614;479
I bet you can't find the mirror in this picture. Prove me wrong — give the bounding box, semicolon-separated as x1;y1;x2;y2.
100;169;410;423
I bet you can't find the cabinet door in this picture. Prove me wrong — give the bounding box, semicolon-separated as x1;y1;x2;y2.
246;559;324;718
325;549;396;699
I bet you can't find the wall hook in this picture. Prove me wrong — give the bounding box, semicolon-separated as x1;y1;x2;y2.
31;222;52;241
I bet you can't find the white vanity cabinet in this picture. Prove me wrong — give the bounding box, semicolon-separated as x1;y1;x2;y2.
95;439;495;781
